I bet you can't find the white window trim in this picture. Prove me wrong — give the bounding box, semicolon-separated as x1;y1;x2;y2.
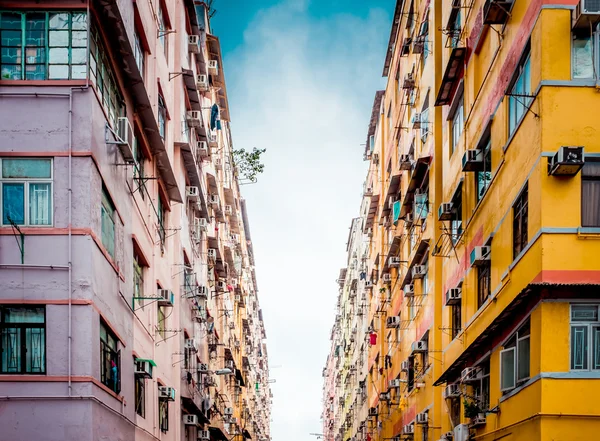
570;304;600;372
0;158;54;227
499;347;516;392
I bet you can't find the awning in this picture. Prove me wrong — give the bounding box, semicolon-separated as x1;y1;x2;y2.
206;34;230;121
95;0;182;203
209;427;229;441
382;0;406;77
176;139;202;190
135;358;157;366
400;239;430;288
243;429;252;439
400;156;431;217
381;173;402;219
182;69;202;111
364;195;380;231
236;369;246;387
435;46;467;106
183;0;207;73
181;396;210;425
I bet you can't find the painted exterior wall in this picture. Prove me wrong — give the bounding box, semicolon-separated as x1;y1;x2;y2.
0;1;271;441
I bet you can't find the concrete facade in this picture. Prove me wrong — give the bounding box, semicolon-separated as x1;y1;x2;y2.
0;1;271;441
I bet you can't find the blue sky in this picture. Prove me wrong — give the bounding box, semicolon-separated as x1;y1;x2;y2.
211;1;393;440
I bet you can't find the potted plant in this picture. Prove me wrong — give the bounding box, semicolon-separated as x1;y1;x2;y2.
463;399;482;420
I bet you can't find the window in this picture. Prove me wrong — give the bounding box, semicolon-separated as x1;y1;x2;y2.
100;320;121;394
508;48;532;136
500;320;530;392
90;27;125;127
570;304;600;371
472;359;490;411
133;252;144;305
133;30;145;79
420;92;430;144
0;11;87;80
159;397;169;432
101;186;116;259
450;94;464;154
158;94;166;140
387;105;392;137
157;194;167;246
449;397;460;427
572;31;594;79
407;355;415;392
1;158;52;226
158;305;166;340
414;188;428;221
477;261;491;309
451;186;462;244
512;184;528;259
0;306;45;374
132;137;146;200
581;160;600;227
450;10;461;48
475;136;492;203
420;13;430;64
135;373;145;417
451;302;461;339
157;3;168;59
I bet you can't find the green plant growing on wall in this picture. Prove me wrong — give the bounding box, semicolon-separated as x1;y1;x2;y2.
233;147;266;184
463;399;483;420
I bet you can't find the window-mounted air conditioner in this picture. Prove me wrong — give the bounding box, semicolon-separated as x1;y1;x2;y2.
188;34;200;53
216;281;227;292
401;360;410;371
208;194;219;205
197;217;209;232
412;112;422;129
198;363;209;372
388;379;401;389
208;60;219;76
224;407;234;416
443;383;461;399
224;205;233;215
471;415;487;426
462;149;483;172
158;386;176;401
208;132;218;147
416;412;428;425
115;117;135;163
198;430;211;440
214;158;223;169
404;283;414;297
386;316;401;328
187;111;202;128
389;256;401;267
228;321;235;329
207;248;217;260
399;154;413;170
461;367;479;383
197;140;209;157
379;392;390;401
186;186;199;201
197;74;209;92
446;287;462;306
157;289;174;307
438;202;454;221
411;340;427;353
470;246;491;267
402;423;414;435
368;407;378;417
134;359;153;378
185;338;197;350
382;273;392;283
184;414;199;425
548;146;584;176
411;265;426;279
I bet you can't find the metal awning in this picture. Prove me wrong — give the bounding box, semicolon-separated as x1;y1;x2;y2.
382;0;405;77
364;195;380;231
209;427;229;441
381;173;402;219
182;69;202;111
181;396;210;424
95;0;181;202
435;46;467;106
206;34;230;121
365;91;385;158
243;429;252;439
183;0;207;73
236;368;246;387
176;140;202;189
400;156;431;217
400;239;430;288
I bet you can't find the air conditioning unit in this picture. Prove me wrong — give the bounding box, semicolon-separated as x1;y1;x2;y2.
548;146;584;176
483;0;513;24
224;205;233;215
197;140;209;157
186;186;200;201
230;233;240;244
234;340;240;348
443;383;461;399
187;111;202;128
386;316;401;328
197;218;209;232
207;248;217;260
412;112;422;129
185;338;197;351
208;194;219;205
228;321;235;329
471;415;486;426
134;359;153;378
158;386;176;401
208;132;218;148
198;363;209;372
389;256;401;267
187;34;200;52
461;367;479;383
462;149;483;172
441;432;454;441
405;213;414;225
216;281;227;292
470;246;491;267
412;265;426;279
224;407;234;416
382;273;392;283
388;379;401;389
368;407;378;417
364;186;373;196
438;202;454;221
214;158;223;170
184;414;199;425
403;73;415;89
115;117;135;163
198;430;211;440
416;412;428;425
402;423;414;435
226;360;235;370
404;284;414;297
379;392;390;401
401;360;410;371
446;287;462;305
196;74;209;92
204;375;216;387
365;280;373;289
399;154;412;170
208;60;219;76
157;289;174;307
411;340;427;353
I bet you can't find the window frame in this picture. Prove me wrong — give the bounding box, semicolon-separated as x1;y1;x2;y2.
158;93;167;140
159;395;169;432
512;183;529;259
477;261;491;309
570;304;600;371
135;373;146;418
581;159;600;227
101;186;116;259
508;46;532;137
100;320;121;394
451;301;461;340
450;93;464;155
0;306;46;374
475;136;492;203
500;320;530;393
0;157;53;226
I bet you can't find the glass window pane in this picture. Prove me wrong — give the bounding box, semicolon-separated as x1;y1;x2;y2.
517;336;530;381
571;325;588;370
1;47;21;64
71;64;87;79
1;29;22;47
49;30;69;47
25;64;46;80
49;47;69;63
2;183;25;224
71;13;87;30
49;13;69;30
3;307;45;323
71;31;87;48
71;48;86;64
49;65;69;79
571;305;598;321
29;183;51;225
1;13;22;30
3;158;51;178
1;327;20;373
593;326;600;370
25;327;45;373
573;36;593;79
25;47;45;64
500;348;515;391
1;64;22;80
25;14;46;46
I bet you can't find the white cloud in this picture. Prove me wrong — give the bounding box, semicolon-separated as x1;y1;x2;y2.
223;1;389;440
